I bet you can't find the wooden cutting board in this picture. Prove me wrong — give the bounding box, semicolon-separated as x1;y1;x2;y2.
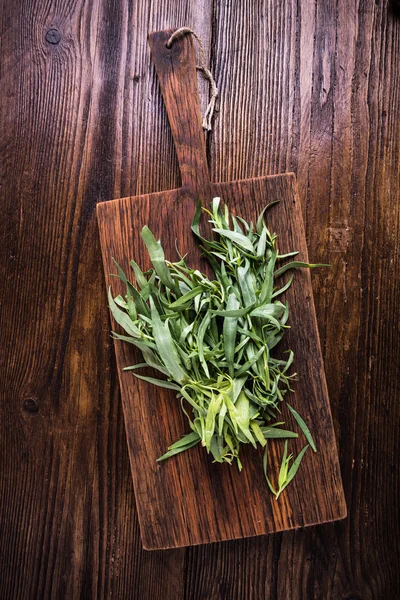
97;29;346;550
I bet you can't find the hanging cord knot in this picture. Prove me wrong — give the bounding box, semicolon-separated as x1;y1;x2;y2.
166;27;218;132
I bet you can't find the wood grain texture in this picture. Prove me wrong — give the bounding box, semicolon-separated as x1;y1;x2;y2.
197;1;400;598
1;0;399;597
0;1;210;598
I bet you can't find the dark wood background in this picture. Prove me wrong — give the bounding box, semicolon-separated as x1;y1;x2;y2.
1;0;399;598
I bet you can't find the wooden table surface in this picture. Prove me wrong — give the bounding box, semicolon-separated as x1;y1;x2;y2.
1;1;399;598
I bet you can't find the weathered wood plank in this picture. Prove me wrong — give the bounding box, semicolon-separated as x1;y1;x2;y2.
0;1;211;598
187;0;400;598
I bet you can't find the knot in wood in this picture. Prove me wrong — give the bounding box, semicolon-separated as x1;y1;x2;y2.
22;398;39;415
45;29;61;45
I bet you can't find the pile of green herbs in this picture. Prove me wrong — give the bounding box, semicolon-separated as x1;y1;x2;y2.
109;198;323;498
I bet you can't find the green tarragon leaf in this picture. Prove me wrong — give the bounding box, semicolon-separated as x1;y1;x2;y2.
212;228;255;253
149;297;187;383
287;404;317;452
141;226;180;293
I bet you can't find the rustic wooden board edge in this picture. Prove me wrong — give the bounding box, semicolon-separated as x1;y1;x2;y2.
148;512;348;552
96;172;296;216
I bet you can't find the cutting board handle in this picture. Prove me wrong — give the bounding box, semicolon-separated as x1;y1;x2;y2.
148;29;211;199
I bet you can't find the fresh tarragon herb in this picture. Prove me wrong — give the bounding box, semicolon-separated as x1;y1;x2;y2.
263;441;310;499
108;198;326;497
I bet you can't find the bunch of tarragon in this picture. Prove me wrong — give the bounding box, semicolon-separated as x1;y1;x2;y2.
109;198;323;498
